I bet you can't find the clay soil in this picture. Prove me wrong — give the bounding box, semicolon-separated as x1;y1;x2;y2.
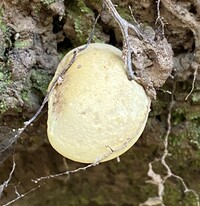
0;0;200;205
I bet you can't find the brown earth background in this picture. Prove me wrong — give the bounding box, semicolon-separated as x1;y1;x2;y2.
0;0;200;205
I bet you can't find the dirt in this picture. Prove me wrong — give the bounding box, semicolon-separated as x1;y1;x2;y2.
0;0;200;205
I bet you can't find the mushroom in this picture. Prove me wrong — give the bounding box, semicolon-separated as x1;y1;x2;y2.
47;43;151;163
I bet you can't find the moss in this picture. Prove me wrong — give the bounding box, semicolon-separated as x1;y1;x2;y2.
21;90;30;104
170;119;200;150
65;0;108;45
150;101;167;117
183;193;200;206
187;122;200;142
14;39;33;49
0;8;8;34
74;16;86;43
163;181;199;205
0;69;12;82
163;183;182;204
185;107;200;120
0;71;4;80
0;100;8;114
0;70;12;92
40;0;55;5
0;7;12;61
0;68;13;115
171;99;200;146
30;69;53;95
116;6;134;23
191;92;200;103
172;102;200;122
169;133;186;148
77;0;93;14
66;1;94;45
92;35;105;43
171;106;187;125
87;0;100;4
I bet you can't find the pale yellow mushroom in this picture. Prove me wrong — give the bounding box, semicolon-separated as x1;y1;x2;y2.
47;43;151;163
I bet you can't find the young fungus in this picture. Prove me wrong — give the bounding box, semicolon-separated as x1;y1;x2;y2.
47;43;151;163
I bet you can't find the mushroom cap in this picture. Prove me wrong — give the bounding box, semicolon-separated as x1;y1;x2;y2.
47;43;151;163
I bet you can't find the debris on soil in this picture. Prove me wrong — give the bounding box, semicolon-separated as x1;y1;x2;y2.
104;0;174;99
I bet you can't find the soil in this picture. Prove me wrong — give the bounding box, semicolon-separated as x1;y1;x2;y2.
0;0;200;205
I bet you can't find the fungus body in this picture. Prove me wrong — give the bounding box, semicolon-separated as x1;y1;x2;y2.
47;43;151;163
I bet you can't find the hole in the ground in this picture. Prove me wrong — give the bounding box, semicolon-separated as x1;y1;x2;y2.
107;29;117;45
93;9;99;18
171;30;194;55
57;37;72;53
189;4;197;14
156;115;162;122
52;15;65;34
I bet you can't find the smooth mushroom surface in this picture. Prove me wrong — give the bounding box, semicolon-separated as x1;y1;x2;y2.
47;43;151;163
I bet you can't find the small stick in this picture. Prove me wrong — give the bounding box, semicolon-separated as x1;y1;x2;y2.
104;0;144;79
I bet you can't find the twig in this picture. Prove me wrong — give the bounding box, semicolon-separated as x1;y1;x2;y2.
185;64;198;100
32;138;132;183
157;88;172;94
104;0;145;80
128;6;139;25
2;184;43;206
0;153;16;198
155;0;165;35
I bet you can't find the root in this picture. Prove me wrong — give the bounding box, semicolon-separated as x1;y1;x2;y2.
104;0;173;99
141;83;200;206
